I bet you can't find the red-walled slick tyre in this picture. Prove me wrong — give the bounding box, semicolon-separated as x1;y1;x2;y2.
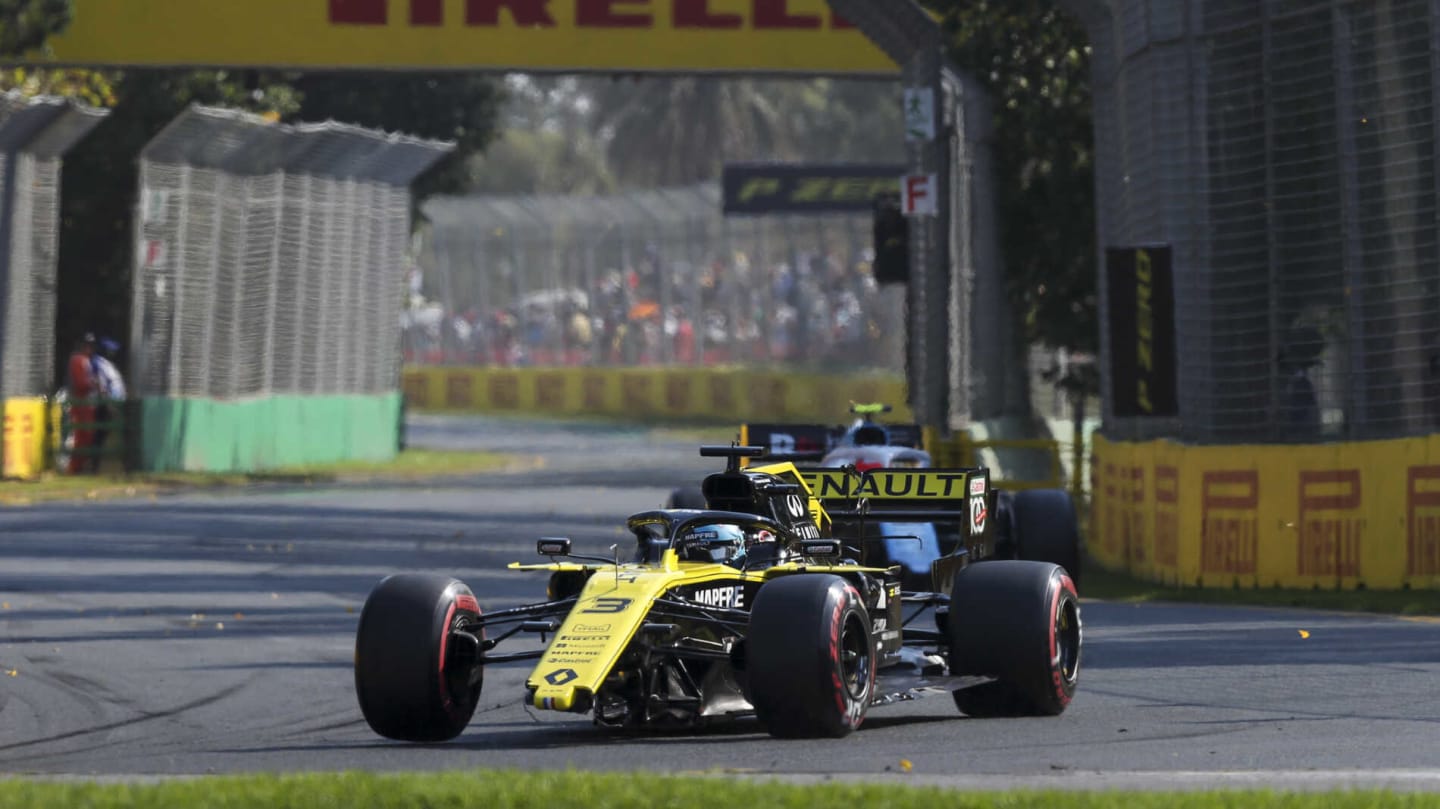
947;561;1081;717
355;573;484;742
748;574;875;738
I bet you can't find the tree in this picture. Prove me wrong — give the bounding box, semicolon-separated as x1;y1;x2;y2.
0;0;71;57
586;76;809;187
287;72;504;200
466;128;614;196
574;75;903;188
928;0;1097;357
927;0;1096;453
53;70;299;384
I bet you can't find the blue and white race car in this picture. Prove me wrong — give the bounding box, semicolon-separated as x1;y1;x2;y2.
669;404;1082;591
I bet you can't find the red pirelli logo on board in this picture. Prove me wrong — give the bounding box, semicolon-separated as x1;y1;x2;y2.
1201;470;1258;575
1408;466;1440;577
445;372;474;408
1297;470;1363;578
1153;465;1178;568
328;0;855;28
1099;461;1142;561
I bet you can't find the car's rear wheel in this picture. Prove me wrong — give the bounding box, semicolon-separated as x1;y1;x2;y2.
946;561;1080;717
1012;489;1083;591
748;574;875;738
354;573;484;741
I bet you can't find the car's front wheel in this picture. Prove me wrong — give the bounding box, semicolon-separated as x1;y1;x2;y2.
747;574;875;738
946;561;1080;717
354;573;484;741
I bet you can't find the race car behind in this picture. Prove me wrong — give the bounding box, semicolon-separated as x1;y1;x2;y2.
666;404;1083;590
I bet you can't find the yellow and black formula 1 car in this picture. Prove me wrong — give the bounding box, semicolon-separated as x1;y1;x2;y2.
354;446;1081;741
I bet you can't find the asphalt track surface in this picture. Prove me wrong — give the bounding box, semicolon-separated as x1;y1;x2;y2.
2;413;1440;789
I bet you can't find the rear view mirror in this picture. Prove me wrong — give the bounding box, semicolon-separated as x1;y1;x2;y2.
537;538;573;557
799;540;842;557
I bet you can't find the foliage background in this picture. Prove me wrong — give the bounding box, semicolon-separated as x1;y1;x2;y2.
0;0;1098;412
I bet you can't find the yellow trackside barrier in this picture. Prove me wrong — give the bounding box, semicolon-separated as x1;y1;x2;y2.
2;398;47;480
1092;433;1440;591
399;366;911;423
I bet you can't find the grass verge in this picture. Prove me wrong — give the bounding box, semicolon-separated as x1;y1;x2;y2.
1083;556;1440;617
0;448;517;506
1;770;1435;807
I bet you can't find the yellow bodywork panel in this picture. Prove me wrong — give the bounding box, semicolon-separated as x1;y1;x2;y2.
512;550;887;713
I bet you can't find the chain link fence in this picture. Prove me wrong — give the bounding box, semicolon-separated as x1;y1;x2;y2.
418;185;906;371
131;105;453;400
0;92;108;399
1088;0;1440;444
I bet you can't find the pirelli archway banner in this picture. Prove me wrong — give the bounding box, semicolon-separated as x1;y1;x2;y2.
29;0;897;75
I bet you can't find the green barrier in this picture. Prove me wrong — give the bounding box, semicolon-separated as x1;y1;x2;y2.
140;393;401;473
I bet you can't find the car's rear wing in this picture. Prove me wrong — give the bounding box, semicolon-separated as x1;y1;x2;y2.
793;466;990;536
738;423;841;463
737;421;927;464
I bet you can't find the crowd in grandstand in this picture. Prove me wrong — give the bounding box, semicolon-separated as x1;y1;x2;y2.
402;248;898;369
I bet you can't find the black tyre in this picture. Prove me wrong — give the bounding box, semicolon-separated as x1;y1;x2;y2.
665;485;707;510
748;574;875;738
1011;489;1082;591
354;573;484;741
947;561;1080;717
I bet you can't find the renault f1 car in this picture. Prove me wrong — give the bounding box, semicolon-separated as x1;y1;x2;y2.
667;405;1083;590
354;445;1081;742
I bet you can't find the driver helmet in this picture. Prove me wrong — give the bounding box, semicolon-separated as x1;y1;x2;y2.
680;523;747;564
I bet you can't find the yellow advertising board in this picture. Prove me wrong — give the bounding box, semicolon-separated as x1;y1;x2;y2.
32;0;897;75
1092;433;1440;591
2;398;47;480
399;366;910;423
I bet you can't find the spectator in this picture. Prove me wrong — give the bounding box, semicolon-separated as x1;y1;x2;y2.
65;334;97;475
89;338;127;472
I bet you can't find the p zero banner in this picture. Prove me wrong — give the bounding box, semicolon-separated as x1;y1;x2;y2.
1106;245;1178;418
722;163;905;214
28;0;897;75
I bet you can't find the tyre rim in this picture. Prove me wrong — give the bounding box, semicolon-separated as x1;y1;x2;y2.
1055;597;1081;683
443;614;481;710
840;612;871;700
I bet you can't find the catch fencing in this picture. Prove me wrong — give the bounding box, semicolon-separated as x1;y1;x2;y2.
1086;0;1440;444
131;105;453;400
0;92;108;399
418;185;906;372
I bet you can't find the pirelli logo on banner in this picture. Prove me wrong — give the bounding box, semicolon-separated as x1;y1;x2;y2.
446;371;475;408
1153;465;1179;568
1407;466;1440;576
621;375;654;412
1201;470;1258;576
722;164;904;215
535;372;566;410
488;373;520;409
40;0;896;75
1124;465;1145;567
1297;470;1363;578
582;374;607;411
402;371;430;408
665;375;692;413
1100;461;1141;560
